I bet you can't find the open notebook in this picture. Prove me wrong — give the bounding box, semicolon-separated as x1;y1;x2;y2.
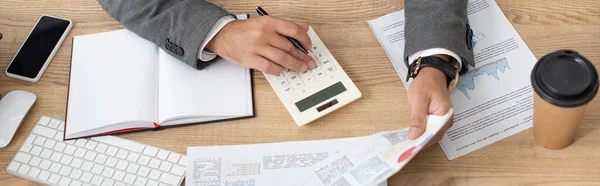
65;29;254;140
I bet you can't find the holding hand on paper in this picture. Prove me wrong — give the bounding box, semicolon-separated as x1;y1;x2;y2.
207;17;317;75
404;0;474;142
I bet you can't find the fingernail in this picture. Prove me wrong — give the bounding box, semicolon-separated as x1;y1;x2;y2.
408;127;423;139
300;64;308;72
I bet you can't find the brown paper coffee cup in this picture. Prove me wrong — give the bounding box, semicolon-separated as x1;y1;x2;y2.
531;50;598;150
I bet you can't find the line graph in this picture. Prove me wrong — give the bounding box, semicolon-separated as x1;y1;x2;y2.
456;58;510;99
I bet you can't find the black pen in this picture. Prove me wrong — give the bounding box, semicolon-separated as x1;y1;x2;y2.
255;6;309;54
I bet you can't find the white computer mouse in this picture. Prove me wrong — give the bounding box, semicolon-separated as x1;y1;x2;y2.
0;90;36;148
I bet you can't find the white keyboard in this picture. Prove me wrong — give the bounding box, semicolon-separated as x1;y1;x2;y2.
7;116;186;186
265;26;362;126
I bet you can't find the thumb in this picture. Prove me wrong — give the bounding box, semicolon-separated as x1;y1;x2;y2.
409;95;429;140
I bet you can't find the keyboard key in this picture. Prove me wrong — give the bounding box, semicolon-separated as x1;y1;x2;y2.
113;170;126;181
167;153;180;164
38;170;51;181
70;169;83;179
148;169;161;180
74;148;87;158
156;150;169;160
64;145;77;155
148;158;161;169
137;166;150;177
85;140;97;150
293;81;305;89
48;173;61;184
95;143;108;153
115;182;126;186
7;161;21;172
14;152;32;163
126;163;140;174
74;139;87;147
93;136;145;153
55;132;64;140
81;172;94;182
124;173;137;184
321;59;331;65
283;86;294;94
71;180;83;186
116;149;129;159
137;155;150;166
70;158;83;168
40;159;52;169
178;156;186;166
91;163;105;174
95;154;108;164
159;172;180;185
34;136;46;146
106;146;118;156
60;155;74;165
50;162;62;173
17;164;31;175
159;161;172;172
116;160;129;170
127;152;140;162
147;180;159;186
134;177;147;186
278;79;289;87
91;175;104;186
30;146;42;156
59;166;73;176
288;74;300;82
326;65;336;72
49;119;61;128
101;157;116;168
81;161;94;171
170;164;185;176
84;151;97;161
58;121;65;131
142;146;158;157
102;167;115;178
20;144;33;153
27;167;41;177
54;142;66;152
51;151;63;162
33;125;57;138
38;116;51;126
315;71;327;79
29;156;41;167
59;177;72;186
101;179;115;186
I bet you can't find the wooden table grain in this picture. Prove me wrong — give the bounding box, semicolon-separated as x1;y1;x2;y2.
1;0;599;185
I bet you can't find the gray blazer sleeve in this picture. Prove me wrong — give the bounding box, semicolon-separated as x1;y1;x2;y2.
97;0;231;69
404;0;475;70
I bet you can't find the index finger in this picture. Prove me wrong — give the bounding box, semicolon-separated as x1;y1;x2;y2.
272;19;312;50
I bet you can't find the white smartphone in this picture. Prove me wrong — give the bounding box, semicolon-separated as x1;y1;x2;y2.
6;15;72;82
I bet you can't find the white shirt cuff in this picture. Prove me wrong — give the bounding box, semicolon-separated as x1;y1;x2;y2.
197;15;237;61
407;48;463;72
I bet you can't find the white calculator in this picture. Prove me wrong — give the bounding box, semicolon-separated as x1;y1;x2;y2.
264;27;362;126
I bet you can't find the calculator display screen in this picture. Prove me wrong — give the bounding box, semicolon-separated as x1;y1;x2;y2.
295;82;347;112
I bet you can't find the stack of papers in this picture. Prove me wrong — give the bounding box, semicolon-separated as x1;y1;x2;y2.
186;110;453;186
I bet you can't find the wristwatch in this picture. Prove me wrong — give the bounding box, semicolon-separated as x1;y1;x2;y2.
406;56;461;93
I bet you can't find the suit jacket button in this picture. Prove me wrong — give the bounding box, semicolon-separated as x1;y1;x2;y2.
176;47;184;56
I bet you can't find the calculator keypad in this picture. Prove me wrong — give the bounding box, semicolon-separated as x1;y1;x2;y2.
269;44;337;95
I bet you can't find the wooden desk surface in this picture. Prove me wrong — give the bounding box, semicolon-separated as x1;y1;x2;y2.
1;0;599;185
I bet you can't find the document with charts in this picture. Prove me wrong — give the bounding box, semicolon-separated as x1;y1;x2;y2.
186;111;453;186
368;0;537;160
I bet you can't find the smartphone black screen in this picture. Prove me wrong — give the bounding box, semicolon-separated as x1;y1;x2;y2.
7;16;70;79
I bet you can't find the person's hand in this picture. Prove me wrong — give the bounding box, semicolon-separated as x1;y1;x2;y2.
206;16;317;75
407;55;455;148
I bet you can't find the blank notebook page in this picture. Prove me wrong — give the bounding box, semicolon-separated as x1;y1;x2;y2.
157;49;253;124
67;30;159;137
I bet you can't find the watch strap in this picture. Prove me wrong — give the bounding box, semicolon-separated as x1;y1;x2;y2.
407;56;459;86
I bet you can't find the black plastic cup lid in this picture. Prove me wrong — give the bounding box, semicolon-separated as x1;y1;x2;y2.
531;50;598;108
